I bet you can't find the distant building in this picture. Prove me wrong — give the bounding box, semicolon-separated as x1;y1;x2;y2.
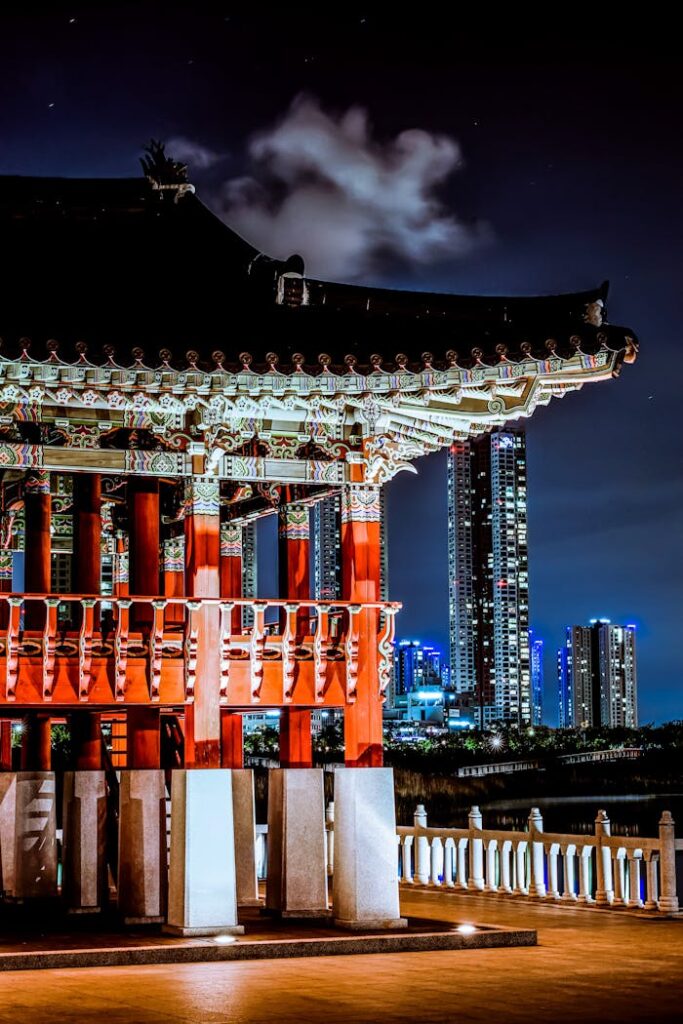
558;619;638;728
448;428;531;728
313;491;388;602
529;630;544;726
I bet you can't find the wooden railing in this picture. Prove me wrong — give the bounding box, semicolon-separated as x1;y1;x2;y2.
0;594;400;706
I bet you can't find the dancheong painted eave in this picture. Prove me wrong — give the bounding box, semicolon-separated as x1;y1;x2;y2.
0;164;639;374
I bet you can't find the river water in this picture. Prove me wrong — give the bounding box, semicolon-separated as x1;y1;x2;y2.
473;793;683;838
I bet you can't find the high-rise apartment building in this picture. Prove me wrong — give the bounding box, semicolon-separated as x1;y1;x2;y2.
448;428;530;728
557;620;638;728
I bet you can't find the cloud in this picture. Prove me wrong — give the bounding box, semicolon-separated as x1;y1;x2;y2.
166;136;224;170
214;95;487;281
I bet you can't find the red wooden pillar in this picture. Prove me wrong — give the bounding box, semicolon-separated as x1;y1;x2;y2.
220;710;243;769
341;483;383;767
128;476;160;628
113;530;129;598
72;474;101;595
278;502;312;768
220;522;244;767
0;549;12;630
163;535;185;627
72;473;101;629
0;720;12;770
220;522;244;633
21;714;51;770
127;707;160;768
184;479;221;768
24;470;51;630
70;711;102;770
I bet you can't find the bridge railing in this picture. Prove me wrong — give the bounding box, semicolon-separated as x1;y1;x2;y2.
395;804;679;915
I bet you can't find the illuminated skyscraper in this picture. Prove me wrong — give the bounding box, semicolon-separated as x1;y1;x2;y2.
448;428;530;728
529;630;544;726
558;620;638;729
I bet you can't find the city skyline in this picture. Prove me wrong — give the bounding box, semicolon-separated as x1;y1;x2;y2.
0;12;679;722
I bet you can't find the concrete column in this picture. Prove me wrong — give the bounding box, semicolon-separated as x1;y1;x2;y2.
0;772;16;896
117;770;167;923
165;769;243;936
232;768;260;906
62;771;107;912
13;771;58;899
265;768;328;917
658;811;679;913
333;766;405;930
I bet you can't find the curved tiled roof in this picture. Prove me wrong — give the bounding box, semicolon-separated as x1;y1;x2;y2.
0;173;637;372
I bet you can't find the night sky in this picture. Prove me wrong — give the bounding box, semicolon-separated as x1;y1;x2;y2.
1;10;680;723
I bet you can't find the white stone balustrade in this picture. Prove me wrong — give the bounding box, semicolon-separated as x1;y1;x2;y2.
396;805;680;916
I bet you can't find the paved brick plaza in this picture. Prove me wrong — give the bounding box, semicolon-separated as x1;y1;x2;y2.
0;890;681;1023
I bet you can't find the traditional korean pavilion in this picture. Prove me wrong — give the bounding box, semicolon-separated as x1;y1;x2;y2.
0;145;638;932
0;144;637;776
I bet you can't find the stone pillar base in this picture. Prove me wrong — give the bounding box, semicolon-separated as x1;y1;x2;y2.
265;768;328;918
232;769;260;907
13;772;58;900
332;767;404;930
62;771;107;913
163;923;245;937
166;769;241;936
334;916;408;931
117;770;167;924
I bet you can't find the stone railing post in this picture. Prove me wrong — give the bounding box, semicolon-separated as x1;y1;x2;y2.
658;811;679;914
594;809;614;906
414;804;430;885
468;806;485;890
326;800;335;876
528;807;546;897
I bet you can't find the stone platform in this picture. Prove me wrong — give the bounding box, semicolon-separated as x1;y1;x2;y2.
0;903;535;971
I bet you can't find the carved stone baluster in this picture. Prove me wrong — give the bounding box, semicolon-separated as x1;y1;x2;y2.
149;599;166;702
219;601;234;703
514;841;528;895
627;851;644;908
250;604;266;703
456;839;469;890
401;836;414;883
344;604;361;703
562;844;578;901
613;850;627;906
42;598;60;701
377;606;397;700
430;836;444;886
78;599;97;701
313;604;330;703
644;851;659;910
184;600;201;702
5;597;22;701
443;839;455;887
546;843;561;899
486;839;498;892
282;602;299;702
114;599;131;701
500;839;513;893
578;845;594;904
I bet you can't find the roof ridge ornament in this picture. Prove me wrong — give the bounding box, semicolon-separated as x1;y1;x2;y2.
140;139;195;202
